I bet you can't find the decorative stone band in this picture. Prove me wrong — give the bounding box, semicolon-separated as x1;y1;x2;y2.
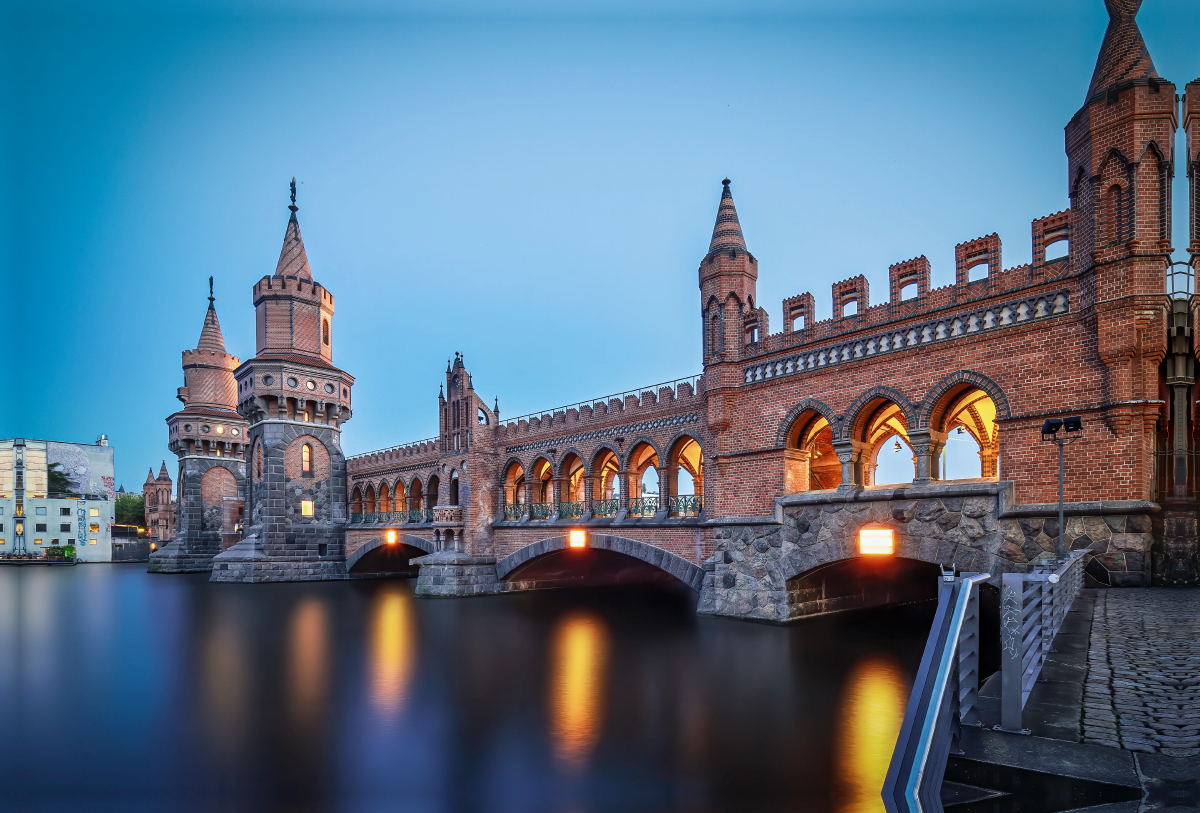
504;413;699;455
743;290;1070;385
432;505;463;524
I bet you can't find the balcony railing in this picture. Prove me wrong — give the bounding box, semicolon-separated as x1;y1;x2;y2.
668;494;702;517
362;512;378;523
503;503;524;520
558;500;585;519
390;510;408;523
351;512;363;523
529;502;554;520
591;498;619;517
626;496;660;517
409;509;432;523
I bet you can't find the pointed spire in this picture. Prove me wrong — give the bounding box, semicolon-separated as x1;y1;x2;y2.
1086;0;1158;104
145;467;156;484
274;177;312;279
196;276;227;354
708;178;747;256
158;461;171;481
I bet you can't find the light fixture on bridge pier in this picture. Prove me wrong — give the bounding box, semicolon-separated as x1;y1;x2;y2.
859;528;894;555
569;530;587;549
386;530;397;545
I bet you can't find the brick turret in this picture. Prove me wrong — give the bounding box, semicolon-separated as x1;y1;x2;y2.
700;179;758;370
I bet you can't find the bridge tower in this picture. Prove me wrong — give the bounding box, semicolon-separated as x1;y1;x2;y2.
213;182;355;582
148;281;248;573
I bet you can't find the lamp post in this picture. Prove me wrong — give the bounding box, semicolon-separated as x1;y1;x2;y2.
1040;416;1083;558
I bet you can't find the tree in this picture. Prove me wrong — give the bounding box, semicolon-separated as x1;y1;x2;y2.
115;493;145;526
47;462;79;498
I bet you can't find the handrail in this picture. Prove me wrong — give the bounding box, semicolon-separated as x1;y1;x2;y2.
883;572;990;813
998;551;1086;731
499;374;703;428
348;436;439;462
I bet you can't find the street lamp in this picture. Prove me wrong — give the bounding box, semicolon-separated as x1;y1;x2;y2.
1041;416;1083;557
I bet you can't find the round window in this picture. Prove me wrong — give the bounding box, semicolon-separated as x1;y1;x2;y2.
263;375;274;386
216;426;225;434
306;380;316;391
232;428;240;436
287;377;298;388
201;425;211;433
183;424;192;432
324;383;335;394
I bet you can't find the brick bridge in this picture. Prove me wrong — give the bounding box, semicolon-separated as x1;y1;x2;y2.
154;1;1200;615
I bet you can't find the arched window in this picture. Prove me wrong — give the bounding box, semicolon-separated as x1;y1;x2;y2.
322;319;330;346
255;443;263;480
449;470;459;506
302;443;313;473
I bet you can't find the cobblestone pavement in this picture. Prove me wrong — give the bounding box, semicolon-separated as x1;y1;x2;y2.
1082;589;1200;756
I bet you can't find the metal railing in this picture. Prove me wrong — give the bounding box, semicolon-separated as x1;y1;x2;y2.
390;510;408;523
883;571;989;813
591;498;620;517
529;502;554;520
998;551;1086;732
558;500;585;519
409;509;432;523
502;503;523;520
668;494;702;517
351;512;363;523
626;496;660;517
500;374;703;428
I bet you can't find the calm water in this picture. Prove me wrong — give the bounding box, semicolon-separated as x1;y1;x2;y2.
0;565;934;813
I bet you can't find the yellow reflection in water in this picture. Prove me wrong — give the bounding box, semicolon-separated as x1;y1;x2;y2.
548;610;611;767
833;656;909;813
201;611;248;755
370;586;416;713
287;598;329;730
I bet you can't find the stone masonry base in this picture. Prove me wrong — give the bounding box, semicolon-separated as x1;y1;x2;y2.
146;543;216;574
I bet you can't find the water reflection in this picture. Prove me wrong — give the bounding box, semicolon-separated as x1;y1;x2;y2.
369;584;416;714
287;597;329;732
832;656;909;813
548;610;611;768
201;606;250;757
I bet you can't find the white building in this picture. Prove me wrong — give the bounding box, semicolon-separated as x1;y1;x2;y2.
0;437;116;563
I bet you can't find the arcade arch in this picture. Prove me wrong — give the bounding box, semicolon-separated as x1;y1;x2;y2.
785;407;841;491
626;441;660;516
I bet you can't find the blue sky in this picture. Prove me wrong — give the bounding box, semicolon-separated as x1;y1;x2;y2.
3;0;1197;491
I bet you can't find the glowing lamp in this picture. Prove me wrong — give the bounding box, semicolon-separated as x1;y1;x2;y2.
569;530;587;548
386;530;397;545
150;542;157;551
859;528;894;555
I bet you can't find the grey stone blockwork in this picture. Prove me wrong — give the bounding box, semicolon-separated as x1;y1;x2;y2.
696;481;1154;623
211;420;348;583
148;457;245;574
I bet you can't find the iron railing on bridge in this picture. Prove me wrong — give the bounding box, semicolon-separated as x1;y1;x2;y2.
503;503;523;520
592;498;620;517
998;551;1086;732
626;497;660;517
668;495;702;517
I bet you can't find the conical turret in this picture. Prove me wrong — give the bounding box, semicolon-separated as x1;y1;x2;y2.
707;178;747;257
1085;0;1158;105
157;461;171;482
145;467;156;485
178;281;240;410
197;277;227;354
274;178;312;279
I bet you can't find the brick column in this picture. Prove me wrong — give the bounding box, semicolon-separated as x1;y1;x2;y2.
656;464;672;515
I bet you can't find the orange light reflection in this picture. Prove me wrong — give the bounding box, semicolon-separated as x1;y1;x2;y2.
369;586;416;714
832;656;909;813
548;610;611;768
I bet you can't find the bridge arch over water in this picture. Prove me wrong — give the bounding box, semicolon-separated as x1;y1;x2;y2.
496;535;706;593
347;533;436;575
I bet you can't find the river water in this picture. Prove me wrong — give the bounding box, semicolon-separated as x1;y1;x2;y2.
0;564;934;813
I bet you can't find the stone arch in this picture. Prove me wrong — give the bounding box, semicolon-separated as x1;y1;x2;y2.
621;436;664;471
345;532;435;572
841;386;918;442
377;479;391;513
391;477;407;509
495;534;705;592
775;398;840;448
351;485;363;514
529;457;554;504
200;466;238;533
919;370;1011;429
587;443;622;476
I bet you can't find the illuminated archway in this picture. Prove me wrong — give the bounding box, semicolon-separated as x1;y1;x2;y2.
786;408;841;490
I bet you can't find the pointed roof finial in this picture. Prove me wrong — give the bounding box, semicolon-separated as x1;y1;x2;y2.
494;396;500;417
439;383;445;398
1086;0;1158;104
196;279;227;354
707;177;747;256
274;180;312;279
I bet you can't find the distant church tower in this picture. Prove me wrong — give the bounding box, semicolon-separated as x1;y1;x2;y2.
212;181;355;582
142;462;176;543
148;281;248;573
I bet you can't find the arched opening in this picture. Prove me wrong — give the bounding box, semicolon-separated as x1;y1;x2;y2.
1105;184;1125;246
626;442;660;517
498;536;704;593
364;484;377;517
560;454;584;518
351;486;363;518
322;319;330;346
392;480;407;519
591;449;620;517
449;470;459;506
858;399;913;486
408;478;423;519
967;261;989;282
667;436;703;516
425;475;440;510
347;533;434;577
301;443;313;474
503;462;525;520
378;482;391;514
531;458;554;518
787;557;942;618
786;409;841;491
929;386;1000;480
1044;237;1069;262
444;529;455;551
